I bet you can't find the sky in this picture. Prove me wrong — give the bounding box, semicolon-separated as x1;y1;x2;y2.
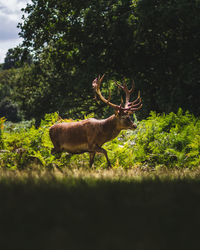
0;0;31;63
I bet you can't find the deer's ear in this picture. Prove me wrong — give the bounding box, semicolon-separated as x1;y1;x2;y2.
115;109;120;117
115;109;124;117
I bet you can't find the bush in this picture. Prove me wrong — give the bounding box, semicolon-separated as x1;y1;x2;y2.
103;108;200;168
0;109;199;169
0;98;22;122
0;117;6;149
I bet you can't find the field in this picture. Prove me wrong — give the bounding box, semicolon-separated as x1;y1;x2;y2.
0;167;200;250
0;110;200;249
1;0;200;248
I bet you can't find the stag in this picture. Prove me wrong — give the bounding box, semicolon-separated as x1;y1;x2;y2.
49;75;142;167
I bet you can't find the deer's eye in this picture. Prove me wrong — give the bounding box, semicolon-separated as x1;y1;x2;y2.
123;116;130;121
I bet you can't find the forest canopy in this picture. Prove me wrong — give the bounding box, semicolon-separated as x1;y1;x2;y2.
0;0;200;122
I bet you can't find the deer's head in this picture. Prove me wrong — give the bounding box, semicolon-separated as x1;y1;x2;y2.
92;74;142;130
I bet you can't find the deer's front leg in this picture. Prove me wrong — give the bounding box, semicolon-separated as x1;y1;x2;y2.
89;152;96;168
95;145;111;168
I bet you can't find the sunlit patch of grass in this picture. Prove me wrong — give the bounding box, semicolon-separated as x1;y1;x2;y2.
1;166;200;184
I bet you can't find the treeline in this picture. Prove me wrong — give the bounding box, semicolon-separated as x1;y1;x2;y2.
0;0;200;122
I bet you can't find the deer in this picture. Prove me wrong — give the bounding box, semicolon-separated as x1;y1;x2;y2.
49;75;142;167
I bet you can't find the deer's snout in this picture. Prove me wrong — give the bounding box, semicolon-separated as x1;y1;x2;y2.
132;123;137;129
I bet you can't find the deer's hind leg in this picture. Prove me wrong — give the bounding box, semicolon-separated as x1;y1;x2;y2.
51;141;63;158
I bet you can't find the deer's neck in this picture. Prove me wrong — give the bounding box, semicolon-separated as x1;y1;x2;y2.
101;115;121;142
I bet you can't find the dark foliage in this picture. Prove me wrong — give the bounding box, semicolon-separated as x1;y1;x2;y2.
0;98;21;122
1;0;200;121
3;46;32;70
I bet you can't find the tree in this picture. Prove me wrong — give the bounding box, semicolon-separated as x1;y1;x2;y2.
3;46;32;70
16;0;139;121
0;98;21;122
134;0;200;114
14;0;200;120
0;68;22;121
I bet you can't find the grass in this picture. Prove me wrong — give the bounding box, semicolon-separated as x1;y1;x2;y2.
0;167;200;250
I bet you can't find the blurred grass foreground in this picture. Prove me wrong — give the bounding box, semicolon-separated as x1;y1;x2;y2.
0;167;200;250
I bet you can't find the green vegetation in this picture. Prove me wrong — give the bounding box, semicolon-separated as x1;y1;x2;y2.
0;109;199;170
0;0;200;122
0;1;199;248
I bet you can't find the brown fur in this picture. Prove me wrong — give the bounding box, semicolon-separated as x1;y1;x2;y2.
49;114;137;167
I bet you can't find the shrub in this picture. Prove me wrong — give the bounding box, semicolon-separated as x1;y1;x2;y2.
103;108;200;168
0;109;199;169
0;98;21;122
0;117;6;149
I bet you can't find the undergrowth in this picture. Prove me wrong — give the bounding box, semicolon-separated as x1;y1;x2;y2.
0;108;199;170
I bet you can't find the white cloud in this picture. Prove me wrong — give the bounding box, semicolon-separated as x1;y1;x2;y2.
0;0;31;63
0;14;19;40
0;0;27;18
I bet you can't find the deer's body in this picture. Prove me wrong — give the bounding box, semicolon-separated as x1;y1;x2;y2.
49;75;142;167
50;116;123;152
50;115;119;151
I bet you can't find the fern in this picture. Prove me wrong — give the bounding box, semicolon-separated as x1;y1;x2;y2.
0;110;199;169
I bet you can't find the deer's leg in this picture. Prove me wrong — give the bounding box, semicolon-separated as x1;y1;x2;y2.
52;151;62;159
51;148;60;154
51;139;62;155
89;152;96;168
95;146;111;168
51;146;62;159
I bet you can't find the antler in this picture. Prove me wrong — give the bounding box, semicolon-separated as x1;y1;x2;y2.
92;74;120;110
93;74;142;113
115;79;142;113
115;79;135;108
